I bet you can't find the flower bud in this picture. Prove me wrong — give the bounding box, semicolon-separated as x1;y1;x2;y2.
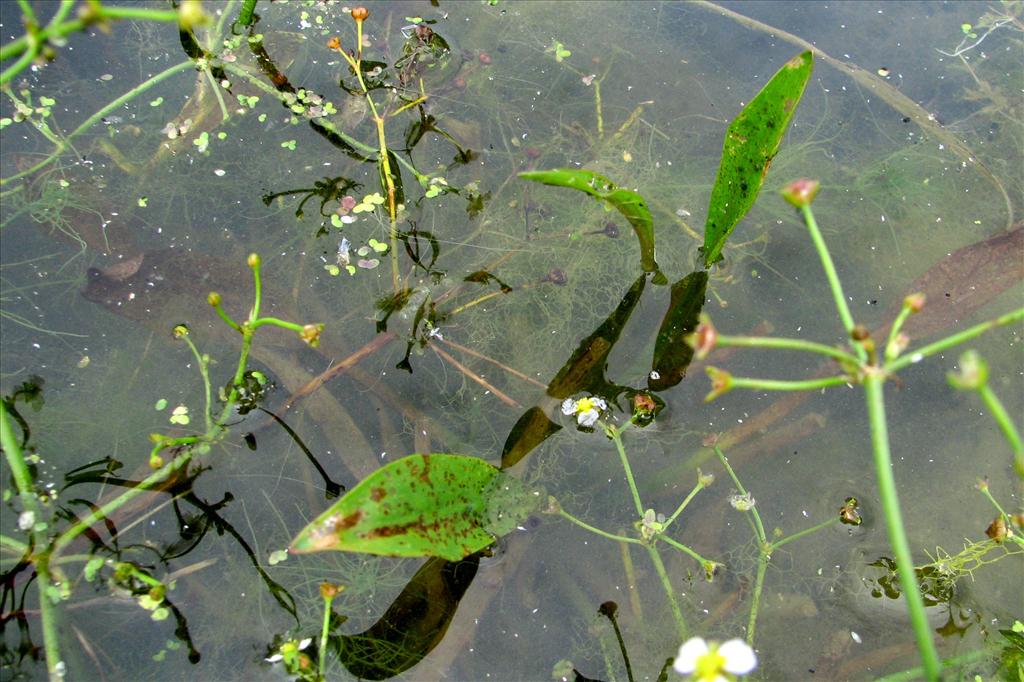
207;291;221;306
704;366;733;402
247;253;261;269
320;582;344;600
903;293;925;313
780;178;820;208
300;323;324;347
985;516;1008;543
327;36;341;50
687;314;718;360
351;7;369;21
948;349;988;391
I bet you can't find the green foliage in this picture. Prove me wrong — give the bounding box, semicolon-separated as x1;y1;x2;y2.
290;454;538;561
519;168;662;282
701;51;813;267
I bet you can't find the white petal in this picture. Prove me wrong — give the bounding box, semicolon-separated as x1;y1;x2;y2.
592;397;607;410
577;409;599;427
561;398;577;416
265;654;283;663
673;637;709;674
719;639;757;674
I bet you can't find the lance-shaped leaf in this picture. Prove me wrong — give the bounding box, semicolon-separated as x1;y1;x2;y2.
501;406;562;470
520;169;663;282
547;274;647;399
701;51;813;267
649;270;708;391
338;555;479;680
290;454;533;561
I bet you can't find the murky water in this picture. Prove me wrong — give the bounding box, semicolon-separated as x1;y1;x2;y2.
1;1;1021;680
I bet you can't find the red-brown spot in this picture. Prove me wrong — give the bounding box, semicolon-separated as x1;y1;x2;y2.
332;510;363;532
370;487;386;502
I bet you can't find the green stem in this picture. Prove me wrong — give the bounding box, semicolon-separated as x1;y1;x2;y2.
717;333;859;365
202;66;231;122
236;0;258;27
1;60;194;186
557;509;642;545
884;304;914;361
662;481;704;530
1;403;62;681
658;535;717;570
249;260;262;320
771;516;840;550
319;594;333;676
885;307;1024;373
715;447;766;542
251;317;303;332
730;374;849;393
179;334;213;433
0;4;180;85
605;424;645;517
863;373;941;680
645;544;688;640
800;204;865;362
976;383;1024;477
746;552;768;646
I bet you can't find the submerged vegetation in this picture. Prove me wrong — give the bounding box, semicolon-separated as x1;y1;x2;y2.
2;1;1022;681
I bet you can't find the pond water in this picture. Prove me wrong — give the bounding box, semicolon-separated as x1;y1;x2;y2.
1;1;1021;680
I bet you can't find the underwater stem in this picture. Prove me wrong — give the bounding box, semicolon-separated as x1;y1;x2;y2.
606;424;645;517
863;373;941;680
645;544;688;641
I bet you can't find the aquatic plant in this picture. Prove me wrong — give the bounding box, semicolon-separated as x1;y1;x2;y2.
2;2;1022;681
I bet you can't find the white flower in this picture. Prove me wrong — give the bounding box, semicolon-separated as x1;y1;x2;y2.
728;492;756;512
674;637;757;681
561;396;607;427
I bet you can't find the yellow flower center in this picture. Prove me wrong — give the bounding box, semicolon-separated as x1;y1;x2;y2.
695;648;726;681
575;397;596;414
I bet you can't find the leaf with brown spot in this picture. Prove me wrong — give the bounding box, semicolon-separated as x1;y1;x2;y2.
290;454;537;560
701;51;813;267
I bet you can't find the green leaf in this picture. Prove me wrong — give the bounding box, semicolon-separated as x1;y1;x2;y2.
519;168;662;280
290;454;535;561
648;270;708;391
701;51;813;267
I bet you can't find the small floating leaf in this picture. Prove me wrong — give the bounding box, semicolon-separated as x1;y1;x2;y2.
290;454;527;561
520;168;661;281
701;51;813;267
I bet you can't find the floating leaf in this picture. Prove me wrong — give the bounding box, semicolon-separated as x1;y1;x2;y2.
520;168;662;281
701;51;813;267
169;404;190;425
290;454;528;561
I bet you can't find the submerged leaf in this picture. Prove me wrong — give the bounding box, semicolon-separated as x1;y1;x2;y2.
337;555;479;680
290;454;534;561
520;168;662;281
702;51;813;267
649;270;708;391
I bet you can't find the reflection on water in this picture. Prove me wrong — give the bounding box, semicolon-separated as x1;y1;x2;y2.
1;1;1021;680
